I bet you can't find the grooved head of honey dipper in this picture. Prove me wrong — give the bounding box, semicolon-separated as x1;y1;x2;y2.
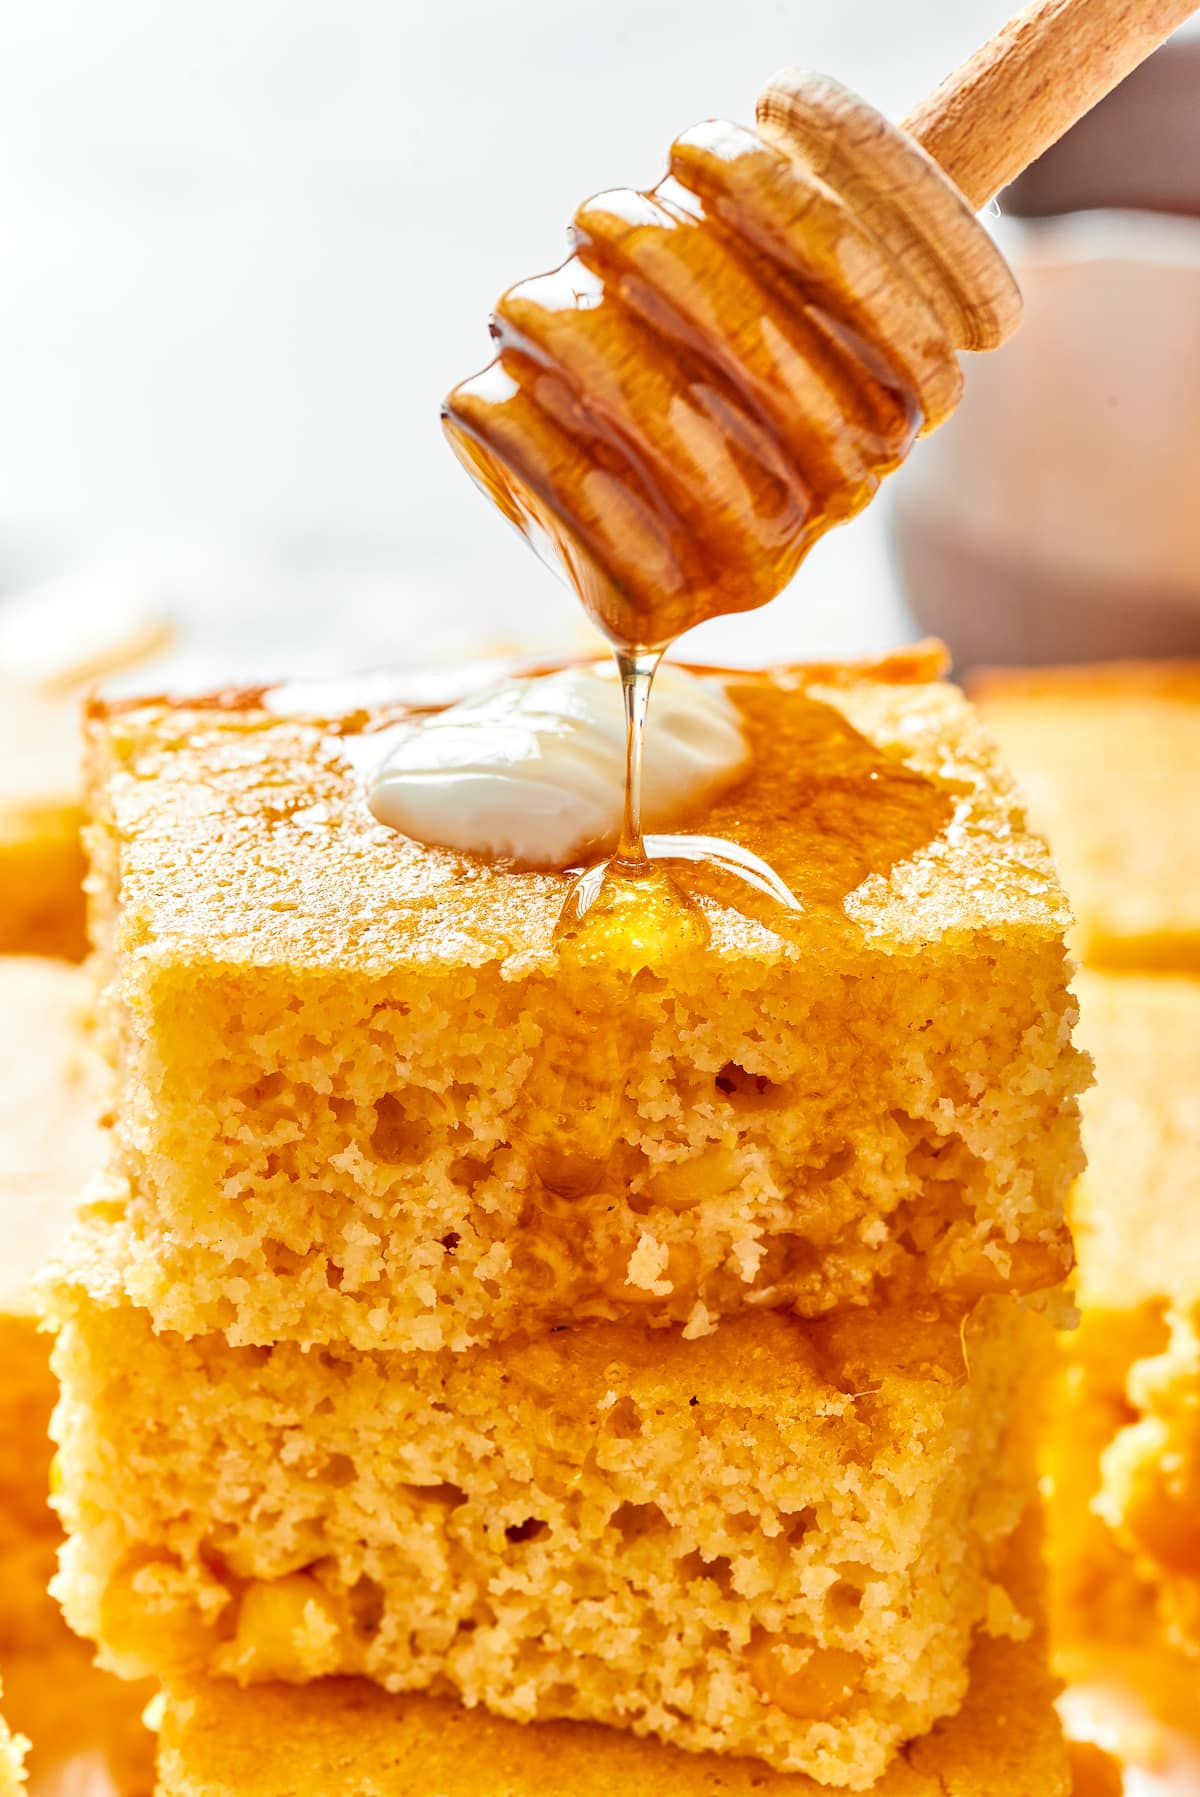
756;69;1022;354
444;83;1019;651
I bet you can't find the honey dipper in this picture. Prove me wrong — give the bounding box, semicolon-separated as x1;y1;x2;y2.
444;0;1199;658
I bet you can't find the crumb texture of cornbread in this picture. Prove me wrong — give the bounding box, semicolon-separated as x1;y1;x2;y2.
972;662;1200;972
49;1231;1045;1790
151;1515;1070;1797
1044;972;1200;1657
85;656;1083;1352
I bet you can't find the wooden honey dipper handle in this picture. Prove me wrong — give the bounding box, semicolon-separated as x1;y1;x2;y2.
904;0;1199;209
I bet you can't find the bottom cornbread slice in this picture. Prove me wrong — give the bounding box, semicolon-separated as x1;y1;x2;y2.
153;1514;1069;1797
49;1226;1047;1791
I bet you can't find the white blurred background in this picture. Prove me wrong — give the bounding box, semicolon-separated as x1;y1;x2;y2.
0;0;1170;678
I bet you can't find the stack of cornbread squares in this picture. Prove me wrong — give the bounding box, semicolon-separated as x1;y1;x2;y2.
45;647;1093;1794
974;664;1200;1771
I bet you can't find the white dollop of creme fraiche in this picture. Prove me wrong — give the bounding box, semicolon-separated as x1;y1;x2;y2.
360;660;751;867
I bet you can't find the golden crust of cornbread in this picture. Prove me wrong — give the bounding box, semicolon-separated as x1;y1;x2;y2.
0;675;87;959
1043;973;1200;1658
84;651;1083;1351
47;1226;1046;1790
152;1514;1070;1797
971;662;1200;973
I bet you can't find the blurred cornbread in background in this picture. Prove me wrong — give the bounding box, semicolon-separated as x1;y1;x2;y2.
0;581;170;961
1043;974;1200;1638
972;664;1200;971
974;664;1200;1785
0;1695;25;1797
0;956;155;1792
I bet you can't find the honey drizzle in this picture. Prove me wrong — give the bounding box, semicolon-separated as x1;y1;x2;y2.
443;118;929;654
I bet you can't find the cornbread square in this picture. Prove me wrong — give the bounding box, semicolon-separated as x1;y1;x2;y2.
971;662;1200;972
1043;972;1200;1657
153;1516;1070;1797
0;958;104;1660
85;650;1083;1351
49;1225;1046;1790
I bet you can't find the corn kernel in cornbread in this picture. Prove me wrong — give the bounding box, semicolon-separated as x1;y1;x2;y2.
1044;972;1200;1660
972;662;1200;972
48;1221;1047;1790
0;959;155;1793
151;1514;1071;1797
84;651;1083;1351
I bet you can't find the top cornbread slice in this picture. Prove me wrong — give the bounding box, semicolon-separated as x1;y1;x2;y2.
971;662;1200;972
86;648;1084;1350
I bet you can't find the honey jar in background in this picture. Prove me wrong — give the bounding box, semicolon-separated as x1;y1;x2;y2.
891;31;1200;672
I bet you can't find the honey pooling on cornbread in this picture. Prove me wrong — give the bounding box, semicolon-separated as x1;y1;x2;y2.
79;654;1083;1352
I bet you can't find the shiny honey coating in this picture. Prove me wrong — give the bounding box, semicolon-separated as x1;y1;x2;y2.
445;74;1019;651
